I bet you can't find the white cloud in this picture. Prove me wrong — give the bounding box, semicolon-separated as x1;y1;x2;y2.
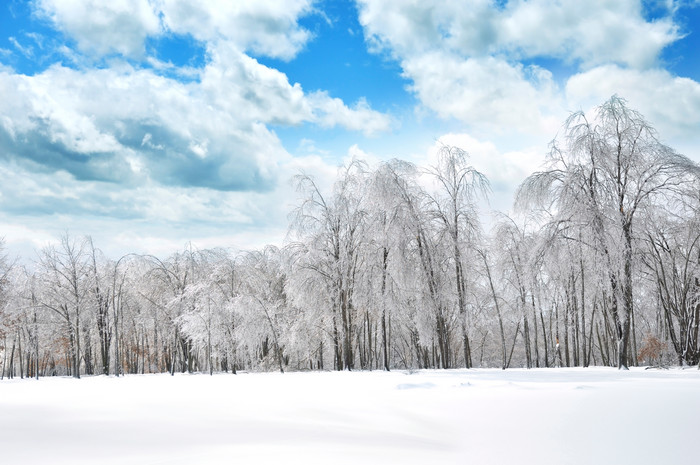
0;138;353;261
36;0;316;61
9;0;697;259
0;44;392;189
498;0;679;69
356;0;685;136
308;93;392;136
35;0;161;58
159;0;314;60
201;43;391;135
0;0;399;259
358;0;679;68
9;37;34;58
401;51;562;134
200;44;311;126
17;1;391;191
0;152;327;259
566;64;700;141
0;64;284;189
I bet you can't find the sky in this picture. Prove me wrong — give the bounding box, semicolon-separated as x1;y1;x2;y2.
0;0;699;260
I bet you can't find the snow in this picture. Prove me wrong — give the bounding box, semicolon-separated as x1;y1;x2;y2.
1;367;699;464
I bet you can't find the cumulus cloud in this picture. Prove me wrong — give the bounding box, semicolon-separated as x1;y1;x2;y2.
401;51;562;134
200;44;310;126
36;0;316;61
497;0;679;69
0;0;393;196
199;43;392;134
5;0;697;260
308;93;392;136
35;0;162;58
0;149;338;257
0;0;397;263
358;0;679;67
0;64;283;190
566;64;700;139
356;0;688;136
158;0;314;60
0;52;392;190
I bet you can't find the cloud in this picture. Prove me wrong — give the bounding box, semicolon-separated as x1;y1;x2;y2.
200;44;311;126
158;0;315;60
0;0;393;201
356;0;685;135
0;64;283;191
0;42;392;192
566;64;700;140
401;51;562;134
0;137;347;260
9;0;697;261
35;0;161;58
36;0;316;61
358;0;679;68
9;36;35;58
308;93;392;136
497;0;679;69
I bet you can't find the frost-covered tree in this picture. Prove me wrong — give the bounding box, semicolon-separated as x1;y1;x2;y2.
358;159;416;370
139;246;200;374
518;96;700;369
425;145;489;368
383;158;457;368
234;246;289;373
290;161;368;370
36;235;93;378
642;206;700;366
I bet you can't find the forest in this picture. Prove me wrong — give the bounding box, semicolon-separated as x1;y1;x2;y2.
1;96;699;379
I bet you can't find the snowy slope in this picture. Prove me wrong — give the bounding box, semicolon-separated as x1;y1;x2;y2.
1;368;698;464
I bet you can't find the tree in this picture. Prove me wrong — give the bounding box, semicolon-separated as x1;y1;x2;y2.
235;247;288;374
642;207;700;366
425;145;489;368
37;235;93;378
140;246;199;375
518;96;700;369
290;161;368;370
383;158;455;368
361;160;417;370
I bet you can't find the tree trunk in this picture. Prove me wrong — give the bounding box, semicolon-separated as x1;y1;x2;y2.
540;310;549;368
483;254;507;369
618;221;634;370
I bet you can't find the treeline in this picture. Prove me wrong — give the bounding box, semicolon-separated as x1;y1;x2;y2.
1;96;699;379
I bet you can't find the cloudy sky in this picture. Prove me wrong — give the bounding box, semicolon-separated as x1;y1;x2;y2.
1;0;699;259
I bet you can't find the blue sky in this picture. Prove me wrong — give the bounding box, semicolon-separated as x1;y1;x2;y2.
0;0;699;259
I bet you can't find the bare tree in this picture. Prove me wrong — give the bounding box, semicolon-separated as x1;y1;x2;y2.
518;96;700;369
642;207;700;365
290;161;368;370
357;159;420;370
425;145;489;368
37;235;93;378
235;247;288;374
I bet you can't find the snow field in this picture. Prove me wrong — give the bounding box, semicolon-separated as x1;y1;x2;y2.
1;367;699;464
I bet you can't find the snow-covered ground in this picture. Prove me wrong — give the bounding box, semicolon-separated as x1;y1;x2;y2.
1;367;698;464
